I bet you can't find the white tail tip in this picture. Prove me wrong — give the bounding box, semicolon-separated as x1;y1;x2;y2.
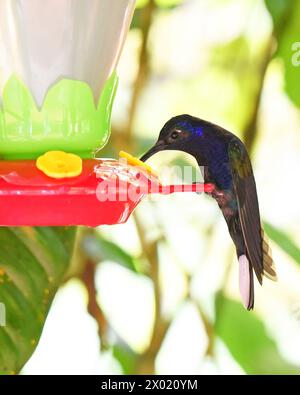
239;254;250;309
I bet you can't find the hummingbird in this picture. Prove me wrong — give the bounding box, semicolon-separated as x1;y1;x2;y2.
140;114;276;310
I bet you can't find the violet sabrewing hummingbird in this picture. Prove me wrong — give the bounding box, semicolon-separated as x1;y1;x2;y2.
140;114;276;310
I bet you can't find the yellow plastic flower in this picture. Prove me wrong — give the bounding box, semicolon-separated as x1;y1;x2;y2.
36;151;82;179
119;150;157;176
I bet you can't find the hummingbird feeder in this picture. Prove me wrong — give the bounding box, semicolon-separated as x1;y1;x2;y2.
0;0;211;227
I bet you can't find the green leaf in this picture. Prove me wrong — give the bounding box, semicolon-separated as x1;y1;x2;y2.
264;0;294;29
215;293;300;374
0;226;76;374
81;233;139;272
265;0;300;108
112;343;138;375
264;222;300;264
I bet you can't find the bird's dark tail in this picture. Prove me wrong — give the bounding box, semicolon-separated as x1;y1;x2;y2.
261;228;277;281
248;262;254;310
238;228;276;310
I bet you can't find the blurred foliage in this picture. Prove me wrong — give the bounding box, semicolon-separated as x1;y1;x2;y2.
216;293;300;374
265;0;300;107
0;227;76;374
132;0;183;29
136;0;183;9
81;232;139;273
112;343;138;375
210;36;264;133
264;222;300;265
265;0;293;28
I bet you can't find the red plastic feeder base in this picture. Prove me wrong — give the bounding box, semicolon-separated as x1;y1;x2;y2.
0;159;214;227
0;159;140;226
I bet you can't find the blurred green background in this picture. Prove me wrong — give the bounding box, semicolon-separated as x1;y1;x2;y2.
20;0;300;374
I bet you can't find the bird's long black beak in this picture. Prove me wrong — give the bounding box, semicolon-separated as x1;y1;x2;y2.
140;140;165;162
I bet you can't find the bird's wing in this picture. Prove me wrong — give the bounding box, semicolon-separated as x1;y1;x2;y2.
228;139;264;284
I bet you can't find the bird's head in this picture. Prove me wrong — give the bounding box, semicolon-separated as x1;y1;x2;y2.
140;114;209;163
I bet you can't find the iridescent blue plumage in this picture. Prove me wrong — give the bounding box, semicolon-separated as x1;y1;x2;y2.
141;114;276;310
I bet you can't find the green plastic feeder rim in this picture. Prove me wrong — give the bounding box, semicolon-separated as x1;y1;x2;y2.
0;73;118;160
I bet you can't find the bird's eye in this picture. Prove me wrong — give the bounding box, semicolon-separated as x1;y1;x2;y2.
170;131;179;139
